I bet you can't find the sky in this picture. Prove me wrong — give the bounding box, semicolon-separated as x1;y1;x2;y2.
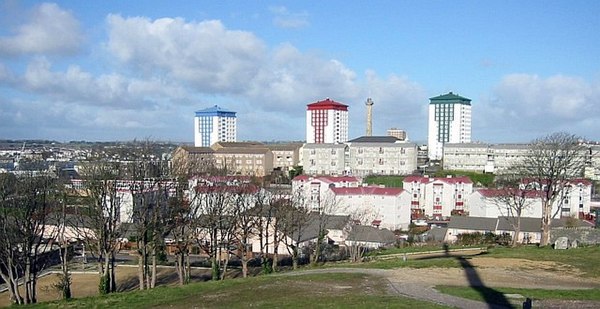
1;1;600;144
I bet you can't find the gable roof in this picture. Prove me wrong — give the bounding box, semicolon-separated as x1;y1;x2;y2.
346;225;396;243
291;214;350;243
330;186;403;196
447;216;497;231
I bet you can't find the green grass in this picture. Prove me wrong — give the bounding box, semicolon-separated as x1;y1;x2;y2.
29;273;450;309
436;285;600;302
485;245;600;277
363;175;404;188
355;257;461;269
368;245;485;257
435;170;495;187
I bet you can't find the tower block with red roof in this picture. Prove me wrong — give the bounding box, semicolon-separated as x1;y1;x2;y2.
306;98;349;144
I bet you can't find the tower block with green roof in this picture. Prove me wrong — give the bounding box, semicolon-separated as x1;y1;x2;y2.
427;92;472;160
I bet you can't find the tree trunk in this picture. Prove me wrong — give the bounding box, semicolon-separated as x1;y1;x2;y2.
541;202;552;246
151;248;157;289
138;245;146;290
292;246;299;270
241;254;248;278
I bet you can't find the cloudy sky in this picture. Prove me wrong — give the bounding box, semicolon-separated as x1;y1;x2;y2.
1;1;599;143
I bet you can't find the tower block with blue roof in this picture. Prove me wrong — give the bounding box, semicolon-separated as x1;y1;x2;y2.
194;105;237;147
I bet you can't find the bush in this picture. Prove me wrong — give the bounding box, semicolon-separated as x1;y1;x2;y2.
456;232;511;246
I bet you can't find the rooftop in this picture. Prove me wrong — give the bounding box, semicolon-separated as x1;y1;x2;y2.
195;105;236;116
429;92;471;104
307;98;349;111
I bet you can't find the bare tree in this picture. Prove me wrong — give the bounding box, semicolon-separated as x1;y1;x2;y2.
518;132;586;246
0;173;57;304
230;184;259;278
193;182;233;281
491;175;536;246
76;162;125;294
280;188;311;270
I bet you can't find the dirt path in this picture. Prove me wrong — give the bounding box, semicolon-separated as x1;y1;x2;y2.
291;256;600;309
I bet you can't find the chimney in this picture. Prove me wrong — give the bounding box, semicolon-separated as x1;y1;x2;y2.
365;98;374;136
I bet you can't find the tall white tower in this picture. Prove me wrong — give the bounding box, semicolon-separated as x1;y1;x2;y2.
306;98;349;144
365;98;374;136
427;92;471;160
194;105;237;147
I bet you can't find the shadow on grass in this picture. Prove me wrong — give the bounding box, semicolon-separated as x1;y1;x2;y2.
443;244;513;309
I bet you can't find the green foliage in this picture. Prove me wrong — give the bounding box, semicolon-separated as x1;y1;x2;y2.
364;175;404;188
456;232;511;246
435;170;495;187
98;273;109;295
52;273;71;300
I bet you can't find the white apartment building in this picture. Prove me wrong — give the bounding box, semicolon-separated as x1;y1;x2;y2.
291;175;361;211
300;137;419;177
346;136;417;176
403;175;473;219
306;98;349;144
330;186;411;231
427;92;472;160
194;105;237;147
301;143;348;176
469;179;592;219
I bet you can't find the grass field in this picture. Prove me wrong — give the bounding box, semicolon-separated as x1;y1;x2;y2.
363;175;404;188
436;285;600;302
27;273;450;309
485;245;600;277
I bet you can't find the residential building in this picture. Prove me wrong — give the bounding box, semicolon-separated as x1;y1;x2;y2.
403;175;473;220
306;98;349;144
445;216;593;244
212;143;274;177
345;225;397;249
469;179;592;219
301;143;347;176
194;105;237;147
427;92;472;160
292;175;361;211
330;186;411;231
171;146;215;175
266;143;302;172
387;128;407;141
346;136;417;176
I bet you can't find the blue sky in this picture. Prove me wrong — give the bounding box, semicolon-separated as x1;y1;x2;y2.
1;1;599;143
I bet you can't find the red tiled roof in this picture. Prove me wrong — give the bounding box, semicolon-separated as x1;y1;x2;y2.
476;188;542;198
330;186;403;196
307;98;348;111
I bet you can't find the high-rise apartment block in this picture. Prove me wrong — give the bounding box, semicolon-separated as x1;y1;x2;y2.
427;92;471;160
194;105;236;147
306;98;349;144
387;128;407;141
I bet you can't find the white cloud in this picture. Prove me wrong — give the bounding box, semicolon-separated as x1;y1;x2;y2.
106;15;266;94
476;74;600;141
19;57;188;108
269;6;310;29
0;3;83;56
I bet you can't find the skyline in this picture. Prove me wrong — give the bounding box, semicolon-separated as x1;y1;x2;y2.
1;1;599;143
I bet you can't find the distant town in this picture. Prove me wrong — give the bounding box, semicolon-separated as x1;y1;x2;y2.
2;95;600;307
